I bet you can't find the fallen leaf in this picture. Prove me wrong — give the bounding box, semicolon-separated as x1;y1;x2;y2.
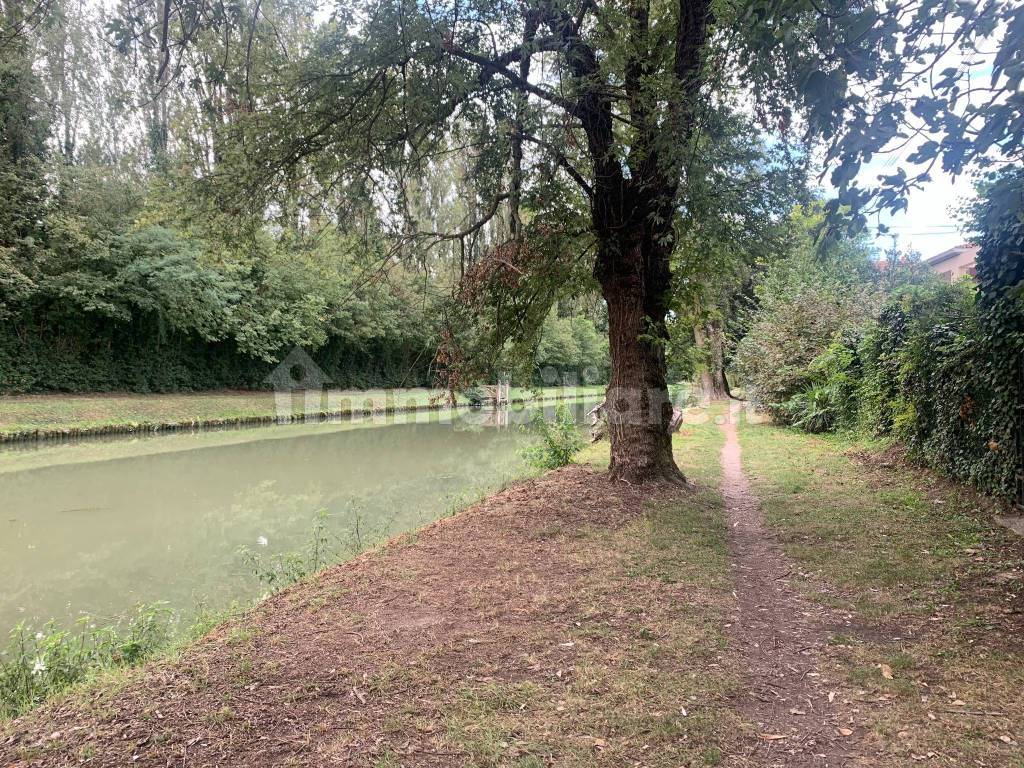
838;728;854;737
880;664;894;680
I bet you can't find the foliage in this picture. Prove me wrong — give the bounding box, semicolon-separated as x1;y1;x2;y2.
971;169;1024;505
738;187;1020;501
780;338;861;433
855;281;1016;500
240;512;339;593
533;310;609;386
521;405;585;471
818;1;1023;230
0;211;440;392
0;604;173;721
733;204;881;418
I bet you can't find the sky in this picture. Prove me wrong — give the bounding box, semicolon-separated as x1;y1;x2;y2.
864;165;976;258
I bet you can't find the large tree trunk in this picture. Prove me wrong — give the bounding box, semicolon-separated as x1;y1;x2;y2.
597;227;685;485
693;321;729;402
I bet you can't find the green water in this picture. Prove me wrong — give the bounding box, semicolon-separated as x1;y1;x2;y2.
0;401;595;636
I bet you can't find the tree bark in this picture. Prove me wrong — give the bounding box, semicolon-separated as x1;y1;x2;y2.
597;227;685;485
693;321;729;401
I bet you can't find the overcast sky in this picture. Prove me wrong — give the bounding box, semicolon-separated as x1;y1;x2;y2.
865;165;975;258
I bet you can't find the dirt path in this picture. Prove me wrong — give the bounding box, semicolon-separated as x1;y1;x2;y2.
720;416;871;767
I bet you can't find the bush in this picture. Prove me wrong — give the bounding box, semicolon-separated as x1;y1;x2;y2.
858;283;1017;499
779;337;861;432
733;215;880;418
521;405;585;469
768;280;1016;501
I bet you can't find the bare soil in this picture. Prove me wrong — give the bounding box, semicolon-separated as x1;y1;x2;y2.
720;421;885;767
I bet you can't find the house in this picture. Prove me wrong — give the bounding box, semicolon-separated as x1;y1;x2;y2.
925;243;979;282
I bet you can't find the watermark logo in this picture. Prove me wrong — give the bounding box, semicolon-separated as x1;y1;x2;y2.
265;347;333;424
264;346;770;431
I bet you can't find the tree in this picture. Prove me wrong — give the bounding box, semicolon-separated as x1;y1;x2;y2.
0;0;51;320
127;0;1015;482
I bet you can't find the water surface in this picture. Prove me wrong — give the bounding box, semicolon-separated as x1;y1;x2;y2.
0;401;594;636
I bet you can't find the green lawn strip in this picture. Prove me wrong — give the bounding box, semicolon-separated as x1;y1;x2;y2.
738;419;1024;764
440;419;742;767
0;386;605;439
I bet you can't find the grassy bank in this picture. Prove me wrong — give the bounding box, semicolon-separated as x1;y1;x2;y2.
1;420;748;766
0;386;604;442
739;417;1024;765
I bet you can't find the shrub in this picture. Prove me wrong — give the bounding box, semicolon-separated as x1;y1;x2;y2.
780;336;862;432
733;223;880;417
521;405;585;470
842;281;1014;500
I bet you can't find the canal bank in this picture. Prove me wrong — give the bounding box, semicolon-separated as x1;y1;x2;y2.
0;387;604;443
5;412;1024;766
1;419;742;764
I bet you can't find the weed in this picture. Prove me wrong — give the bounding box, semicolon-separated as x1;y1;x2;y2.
521;405;585;470
0;603;172;720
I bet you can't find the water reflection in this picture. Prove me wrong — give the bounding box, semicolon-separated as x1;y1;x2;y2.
0;400;596;635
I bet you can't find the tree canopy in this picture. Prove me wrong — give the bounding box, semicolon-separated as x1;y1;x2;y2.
0;0;1018;481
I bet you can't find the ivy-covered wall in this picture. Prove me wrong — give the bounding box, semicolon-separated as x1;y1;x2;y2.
973;170;1024;506
857;285;1018;502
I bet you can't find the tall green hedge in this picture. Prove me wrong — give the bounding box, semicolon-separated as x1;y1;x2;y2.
973;170;1024;506
857;285;1016;500
0;324;435;393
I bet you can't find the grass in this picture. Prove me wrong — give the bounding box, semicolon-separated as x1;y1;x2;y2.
737;420;1006;616
737;416;1024;764
0;385;605;439
0;600;244;722
440;416;741;767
